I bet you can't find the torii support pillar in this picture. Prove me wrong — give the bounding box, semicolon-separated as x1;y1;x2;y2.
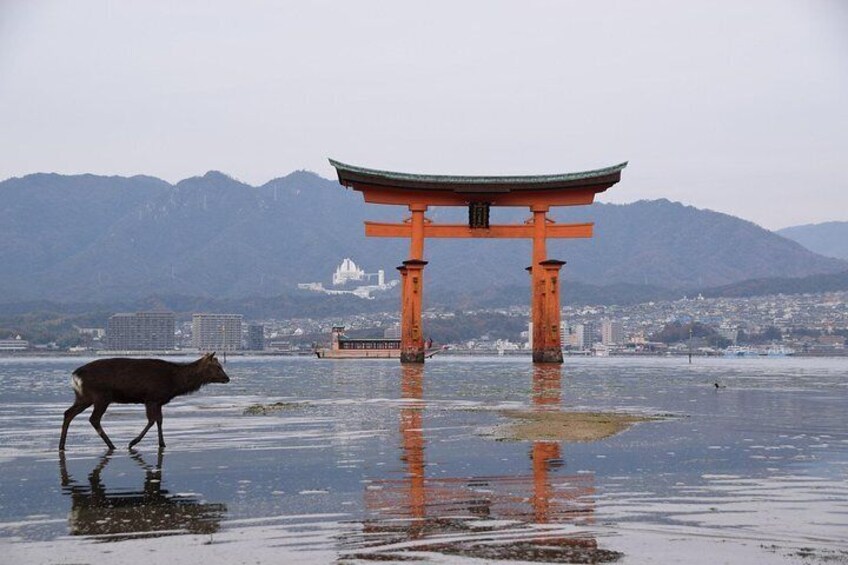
530;260;566;364
399;259;427;364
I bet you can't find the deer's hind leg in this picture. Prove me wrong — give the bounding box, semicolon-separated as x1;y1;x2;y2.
129;402;159;449
153;404;165;448
59;397;91;450
89;400;115;451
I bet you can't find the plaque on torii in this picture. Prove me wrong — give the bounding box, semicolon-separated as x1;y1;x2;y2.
330;159;627;363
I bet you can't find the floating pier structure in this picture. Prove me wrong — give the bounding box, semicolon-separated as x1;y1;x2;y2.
330;159;626;363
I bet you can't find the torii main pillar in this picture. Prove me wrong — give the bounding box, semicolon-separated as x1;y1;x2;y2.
330;159;627;364
397;259;427;363
529;259;567;364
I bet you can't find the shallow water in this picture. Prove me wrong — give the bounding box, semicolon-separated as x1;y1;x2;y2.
1;356;846;563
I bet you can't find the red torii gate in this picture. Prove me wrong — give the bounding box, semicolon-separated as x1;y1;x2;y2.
330;159;626;363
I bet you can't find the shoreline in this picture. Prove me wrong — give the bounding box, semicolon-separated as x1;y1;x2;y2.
0;350;312;359
1;350;846;359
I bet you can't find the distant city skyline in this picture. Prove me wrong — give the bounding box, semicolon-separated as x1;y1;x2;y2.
1;1;845;230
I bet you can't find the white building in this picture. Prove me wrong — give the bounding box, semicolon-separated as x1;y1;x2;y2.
718;326;739;344
0;336;29;351
192;313;243;352
601;318;624;345
560;322;570;348
300;258;397;299
573;323;594;350
333;258;366;286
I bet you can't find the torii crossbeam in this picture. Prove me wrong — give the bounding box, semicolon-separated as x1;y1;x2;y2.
330;159;627;363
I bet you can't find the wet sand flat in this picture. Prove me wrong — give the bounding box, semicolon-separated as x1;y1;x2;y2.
498;410;662;442
0;356;847;564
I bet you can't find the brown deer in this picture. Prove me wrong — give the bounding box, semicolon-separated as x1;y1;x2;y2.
59;353;230;450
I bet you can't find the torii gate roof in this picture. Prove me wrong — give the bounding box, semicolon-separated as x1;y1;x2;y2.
329;159;627;206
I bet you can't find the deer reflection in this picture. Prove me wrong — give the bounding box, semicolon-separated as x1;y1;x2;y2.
350;364;621;562
59;449;226;541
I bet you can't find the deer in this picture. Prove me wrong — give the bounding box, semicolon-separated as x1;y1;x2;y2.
59;352;230;451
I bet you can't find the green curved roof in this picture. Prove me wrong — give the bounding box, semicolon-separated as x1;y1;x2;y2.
329;159;627;186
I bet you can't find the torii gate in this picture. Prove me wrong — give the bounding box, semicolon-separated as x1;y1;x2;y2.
330;159;627;363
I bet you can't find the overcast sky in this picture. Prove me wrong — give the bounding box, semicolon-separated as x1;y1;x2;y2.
1;1;845;229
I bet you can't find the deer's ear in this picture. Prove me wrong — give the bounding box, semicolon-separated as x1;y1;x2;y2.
211;351;217;359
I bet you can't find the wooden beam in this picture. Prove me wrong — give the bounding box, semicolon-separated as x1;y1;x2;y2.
365;221;593;239
359;186;601;207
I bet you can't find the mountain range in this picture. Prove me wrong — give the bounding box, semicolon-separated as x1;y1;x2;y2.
777;222;848;261
1;170;846;305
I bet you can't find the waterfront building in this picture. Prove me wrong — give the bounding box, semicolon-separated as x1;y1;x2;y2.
718;326;739;345
630;331;648;345
528;322;533;349
77;327;105;339
107;312;175;351
0;336;29;351
560;322;574;349
601;318;624;345
267;339;293;352
817;335;845;348
562;324;583;349
192;313;243;352
573;323;594;350
247;324;265;351
554;322;590;350
383;324;401;339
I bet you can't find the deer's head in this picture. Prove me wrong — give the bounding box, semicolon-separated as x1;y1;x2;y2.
200;352;230;384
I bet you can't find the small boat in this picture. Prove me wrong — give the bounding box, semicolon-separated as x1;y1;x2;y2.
314;327;400;359
764;345;795;357
723;346;757;357
314;326;439;359
723;345;794;357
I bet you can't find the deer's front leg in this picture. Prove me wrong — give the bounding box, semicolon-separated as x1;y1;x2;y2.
89;401;115;451
128;403;158;448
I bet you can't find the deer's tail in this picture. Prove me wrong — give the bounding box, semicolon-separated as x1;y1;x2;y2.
71;372;84;396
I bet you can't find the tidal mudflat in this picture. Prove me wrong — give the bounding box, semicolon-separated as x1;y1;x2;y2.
1;356;846;564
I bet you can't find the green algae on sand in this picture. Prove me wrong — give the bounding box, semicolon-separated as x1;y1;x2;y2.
243;401;303;416
496;410;663;442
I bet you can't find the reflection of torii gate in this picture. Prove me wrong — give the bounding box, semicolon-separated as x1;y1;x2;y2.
392;365;579;527
353;366;622;562
330;159;626;363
